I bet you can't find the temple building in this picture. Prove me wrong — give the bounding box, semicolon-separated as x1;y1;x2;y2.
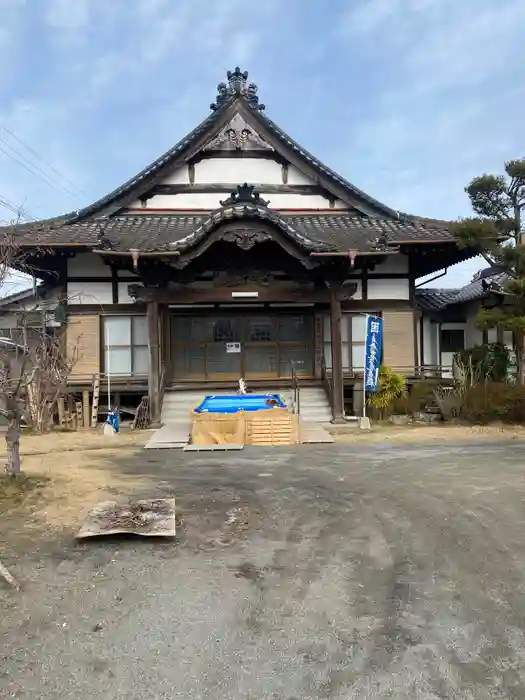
0;68;478;423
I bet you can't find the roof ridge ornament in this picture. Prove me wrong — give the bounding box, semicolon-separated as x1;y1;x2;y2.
219;183;270;207
210;67;265;112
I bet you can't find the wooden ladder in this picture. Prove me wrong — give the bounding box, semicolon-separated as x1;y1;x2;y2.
91;373;100;428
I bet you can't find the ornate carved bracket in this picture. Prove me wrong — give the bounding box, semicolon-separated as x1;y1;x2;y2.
220;228;271;251
220;183;269;207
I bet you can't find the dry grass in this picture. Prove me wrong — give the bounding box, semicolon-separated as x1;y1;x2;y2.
0;427;148;457
330;422;525;443
0;428;151;542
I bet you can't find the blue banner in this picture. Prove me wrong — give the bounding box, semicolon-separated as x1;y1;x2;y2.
364;315;383;393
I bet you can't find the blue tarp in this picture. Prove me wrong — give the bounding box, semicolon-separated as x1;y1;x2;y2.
194;394;286;414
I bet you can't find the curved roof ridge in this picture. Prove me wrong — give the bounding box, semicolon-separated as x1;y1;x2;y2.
168;202;331;253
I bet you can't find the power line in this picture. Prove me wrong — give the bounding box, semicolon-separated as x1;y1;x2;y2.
0;195;33;222
0;122;90;199
0;138;82;203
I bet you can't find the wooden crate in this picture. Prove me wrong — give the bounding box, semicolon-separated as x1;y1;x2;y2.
245;408;299;446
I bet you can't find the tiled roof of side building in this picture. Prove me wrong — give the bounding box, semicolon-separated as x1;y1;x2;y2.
416;267;508;310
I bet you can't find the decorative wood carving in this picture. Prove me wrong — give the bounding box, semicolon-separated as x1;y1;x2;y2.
188;163;195;184
220;228;271;251
213;270;273;287
281;164;288;184
203;113;273;152
210;67;265;111
219;183;269;207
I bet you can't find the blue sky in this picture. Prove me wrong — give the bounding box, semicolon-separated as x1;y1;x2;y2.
1;0;524;292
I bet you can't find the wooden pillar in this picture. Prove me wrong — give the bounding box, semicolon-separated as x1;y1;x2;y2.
147;300;161;427
329;285;345;423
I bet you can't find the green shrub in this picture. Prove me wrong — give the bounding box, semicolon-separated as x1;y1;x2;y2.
460;383;525;423
455;343;510;384
409;380;443;412
366;365;407;418
391;394;413;415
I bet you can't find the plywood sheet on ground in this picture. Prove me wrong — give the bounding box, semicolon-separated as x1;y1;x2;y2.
299;421;335;444
145;423;189;449
191;412;246;446
76;498;176;538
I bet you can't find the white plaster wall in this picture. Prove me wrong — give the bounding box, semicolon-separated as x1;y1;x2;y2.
193;158;285;184
367;278;410;300
422;317;439;367
160;166;191;185
118;282;142;304
67;281;113;305
344;279;363;300
371;255;409;274
287;165;316;185
0;311;22;330
130;192;346;210
67;253;111;277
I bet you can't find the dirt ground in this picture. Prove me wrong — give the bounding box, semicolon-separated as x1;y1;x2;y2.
3;428;525;698
1;423;525;543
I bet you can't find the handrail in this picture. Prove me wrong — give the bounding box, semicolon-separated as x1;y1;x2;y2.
158;362;166;423
320;355;333;411
291;366;300;417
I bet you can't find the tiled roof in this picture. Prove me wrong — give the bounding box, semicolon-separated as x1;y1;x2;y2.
4;211;456;253
416;267;507;310
415;288;461;311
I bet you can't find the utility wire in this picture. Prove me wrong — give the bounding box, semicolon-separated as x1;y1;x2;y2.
0;123;90;199
0;139;82;203
0;195;33;222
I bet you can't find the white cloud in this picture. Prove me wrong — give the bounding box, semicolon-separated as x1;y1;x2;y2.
0;0;522;290
334;0;525;284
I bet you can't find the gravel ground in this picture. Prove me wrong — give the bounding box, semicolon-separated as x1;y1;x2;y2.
3;440;525;698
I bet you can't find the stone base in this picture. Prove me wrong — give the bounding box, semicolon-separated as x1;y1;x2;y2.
389;414;411;426
359;416;371;430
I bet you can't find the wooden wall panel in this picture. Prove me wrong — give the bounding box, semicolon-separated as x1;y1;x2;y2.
382;310;416;375
67;315;100;379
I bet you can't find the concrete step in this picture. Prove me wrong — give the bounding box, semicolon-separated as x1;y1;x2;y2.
161;387;333;425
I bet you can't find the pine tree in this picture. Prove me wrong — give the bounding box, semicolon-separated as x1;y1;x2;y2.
453;159;525;382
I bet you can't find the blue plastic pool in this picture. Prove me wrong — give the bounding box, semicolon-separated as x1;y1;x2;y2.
194;394;286;414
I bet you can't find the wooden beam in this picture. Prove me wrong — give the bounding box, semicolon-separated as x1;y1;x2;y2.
147;301;161;427
134;284;330;305
329;285;345;423
189;150;288;164
150;183;325;196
